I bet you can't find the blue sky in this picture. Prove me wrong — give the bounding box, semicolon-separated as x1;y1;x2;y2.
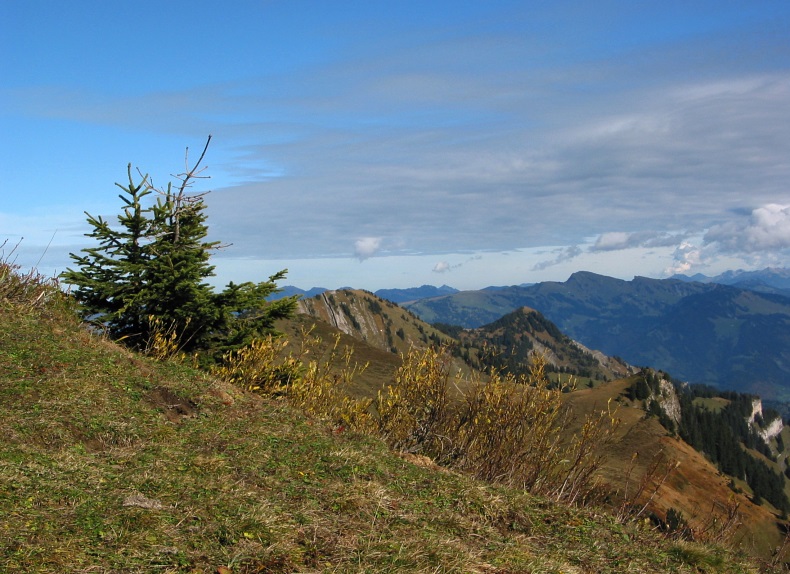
2;1;790;290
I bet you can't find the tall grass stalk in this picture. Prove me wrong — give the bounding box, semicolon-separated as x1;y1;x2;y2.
0;240;63;310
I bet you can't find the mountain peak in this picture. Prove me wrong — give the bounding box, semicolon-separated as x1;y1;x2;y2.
566;270;624;284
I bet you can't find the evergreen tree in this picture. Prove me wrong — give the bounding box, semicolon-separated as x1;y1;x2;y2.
62;136;297;356
61;165;155;344
207;274;298;355
140;148;220;351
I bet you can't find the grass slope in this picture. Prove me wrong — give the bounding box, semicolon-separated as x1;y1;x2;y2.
0;296;760;572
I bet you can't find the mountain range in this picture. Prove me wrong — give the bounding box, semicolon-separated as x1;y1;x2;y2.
403;271;790;402
275;268;790;402
673;267;790;297
278;268;790;402
274;283;460;303
365;267;790;303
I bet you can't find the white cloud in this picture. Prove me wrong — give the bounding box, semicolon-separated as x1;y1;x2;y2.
592;232;632;251
665;242;703;276
354;236;383;261
532;245;582;271
705;204;790;253
590;231;687;252
431;255;483;274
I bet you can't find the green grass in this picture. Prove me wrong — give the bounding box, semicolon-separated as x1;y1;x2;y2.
0;283;763;572
692;396;731;413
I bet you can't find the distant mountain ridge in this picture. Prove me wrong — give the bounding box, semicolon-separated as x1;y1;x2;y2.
403;271;790;401
673;267;790;297
375;284;459;303
274;286;331;299
273;284;459;303
277;267;790;302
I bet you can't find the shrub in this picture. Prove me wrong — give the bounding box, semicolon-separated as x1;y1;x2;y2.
286;332;374;432
375;345;452;455
213;329;373;432
456;353;618;504
212;335;297;395
375;346;619;505
143;315;192;361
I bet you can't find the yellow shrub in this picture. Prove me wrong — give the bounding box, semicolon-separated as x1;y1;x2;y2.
143;315;190;361
375;345;452;454
376;346;619;505
213;329;373;431
212;335;297;394
287;332;374;432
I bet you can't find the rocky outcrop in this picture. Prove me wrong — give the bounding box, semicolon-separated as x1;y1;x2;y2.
294;289;456;357
748;398;784;443
657;378;682;427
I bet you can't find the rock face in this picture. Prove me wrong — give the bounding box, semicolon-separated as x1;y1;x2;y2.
748;398;784;443
572;340;637;380
652;385;783;449
295;289;456;357
657;378;682;427
297;290;392;347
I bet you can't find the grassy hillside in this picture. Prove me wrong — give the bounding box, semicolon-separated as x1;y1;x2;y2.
0;270;766;572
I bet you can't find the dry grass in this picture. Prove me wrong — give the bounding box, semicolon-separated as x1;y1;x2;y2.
0;241;64;311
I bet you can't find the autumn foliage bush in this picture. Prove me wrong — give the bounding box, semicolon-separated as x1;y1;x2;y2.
375;344;452;454
216;335;618;506
212;329;374;431
376;346;619;505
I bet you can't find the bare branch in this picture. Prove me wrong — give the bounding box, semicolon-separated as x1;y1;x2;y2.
159;135;213;244
174;134;212;200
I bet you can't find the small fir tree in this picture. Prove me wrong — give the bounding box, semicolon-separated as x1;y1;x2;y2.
62;136;297;357
139;142;221;351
